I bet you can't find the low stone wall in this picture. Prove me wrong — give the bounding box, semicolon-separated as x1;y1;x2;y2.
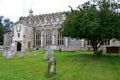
61;46;82;51
34;46;87;51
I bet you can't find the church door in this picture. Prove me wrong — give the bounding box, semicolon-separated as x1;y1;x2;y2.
17;42;22;51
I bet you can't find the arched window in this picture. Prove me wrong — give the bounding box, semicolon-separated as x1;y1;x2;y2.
46;31;52;46
52;17;57;23
87;40;91;45
47;17;51;24
102;39;110;45
41;18;45;24
36;31;41;46
58;33;64;45
18;33;20;38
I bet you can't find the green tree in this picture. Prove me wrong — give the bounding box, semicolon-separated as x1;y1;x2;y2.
0;16;5;45
0;16;13;45
60;0;120;55
4;18;13;32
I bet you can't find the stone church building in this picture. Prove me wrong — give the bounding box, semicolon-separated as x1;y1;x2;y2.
4;10;120;51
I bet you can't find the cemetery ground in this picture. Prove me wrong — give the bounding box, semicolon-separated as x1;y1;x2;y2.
0;50;120;80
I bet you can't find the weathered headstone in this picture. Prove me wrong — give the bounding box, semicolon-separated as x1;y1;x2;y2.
48;57;56;77
2;47;9;57
6;51;13;59
44;49;54;60
33;52;38;57
18;51;24;58
4;46;16;59
10;47;16;55
27;51;31;57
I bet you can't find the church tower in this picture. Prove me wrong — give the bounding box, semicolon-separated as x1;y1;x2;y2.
29;9;33;16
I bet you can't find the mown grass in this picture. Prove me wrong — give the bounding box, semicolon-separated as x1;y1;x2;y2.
0;50;120;80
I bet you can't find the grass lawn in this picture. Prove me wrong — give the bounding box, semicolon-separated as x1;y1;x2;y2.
0;50;120;80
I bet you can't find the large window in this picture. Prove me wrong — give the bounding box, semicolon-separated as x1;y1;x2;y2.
102;39;110;45
57;33;64;45
52;17;57;23
46;31;52;46
87;40;91;45
47;17;51;24
41;18;45;24
87;39;110;46
36;32;41;46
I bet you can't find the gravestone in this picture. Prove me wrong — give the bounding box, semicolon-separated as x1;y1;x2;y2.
48;57;56;77
10;47;16;55
44;49;54;60
4;46;16;59
18;51;24;58
27;51;31;57
2;47;9;57
6;51;13;59
33;52;38;57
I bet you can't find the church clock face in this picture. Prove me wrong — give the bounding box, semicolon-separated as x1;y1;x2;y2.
16;26;21;32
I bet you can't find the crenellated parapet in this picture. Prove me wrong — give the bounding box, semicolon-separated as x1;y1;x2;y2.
16;12;67;28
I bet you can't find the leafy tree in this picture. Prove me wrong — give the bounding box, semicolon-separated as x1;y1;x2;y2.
0;16;13;45
4;18;13;32
60;0;120;55
0;16;5;45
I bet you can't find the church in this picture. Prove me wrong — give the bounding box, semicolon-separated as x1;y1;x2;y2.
4;9;120;51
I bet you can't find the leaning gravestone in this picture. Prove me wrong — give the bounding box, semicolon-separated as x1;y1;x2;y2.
44;49;54;60
48;57;56;77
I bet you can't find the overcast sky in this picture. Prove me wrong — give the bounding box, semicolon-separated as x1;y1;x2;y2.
0;0;88;22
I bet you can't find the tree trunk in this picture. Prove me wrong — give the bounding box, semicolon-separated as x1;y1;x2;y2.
91;39;103;56
93;47;98;56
